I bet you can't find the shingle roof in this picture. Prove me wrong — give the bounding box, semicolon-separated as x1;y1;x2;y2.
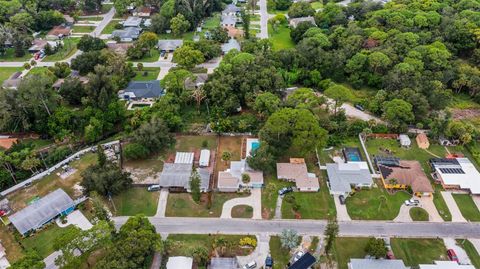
349;258;409;269
288;252;316;269
157;40;183;51
124;80;164;98
9;189;75;235
124;16;142;27
221;38;241;53
379;160;434;193
112;27;142;39
221;15;237;25
223;4;241;14
326;162;372;193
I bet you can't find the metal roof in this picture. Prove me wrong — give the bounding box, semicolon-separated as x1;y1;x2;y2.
326;162;373;193
166;256;193;269
210;257;238;269
199;149;210;167
175;152;194;164
159;163;193;188
9;189;75;235
288;252;316;269
349;258;409;269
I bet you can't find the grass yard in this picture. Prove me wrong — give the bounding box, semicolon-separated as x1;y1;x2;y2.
167;234;256;257
203;13;221;29
311;1;323;9
269;236;292;269
410;207;429;221
215;136;243;173
268;24;295;51
101;3;113;13
433;184;452;221
346;182;410;220
452;194;480;221
333;237;371;269
158;31;196;41
231;205;253;218
78;16;104;21
175;135;218;152
165;192;247;217
133;67;160;81
101;19;122;34
131;49;160;62
0;48;31;62
262;174;295;219
0;225;24;262
456;239;480;268
21;224;78;258
43;38;79;61
391;238;447;266
72;25;96;33
111;187;159;216
0;67;22;84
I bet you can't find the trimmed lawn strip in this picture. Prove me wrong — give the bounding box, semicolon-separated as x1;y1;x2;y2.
262;174;295;219
111;187;159;216
333;237;370;269
133;67;160;81
101;19;122;34
43;38;80;61
270;236;291;269
456;239;480;268
0;67;22;84
72;25;96;33
231;205;253;218
167;234;256;257
268;24;294;51
433;184;452;221
391;238;447;266
165;192;247;217
409;207;429;221
21;224;77;258
0;48;31;62
452;194;480;221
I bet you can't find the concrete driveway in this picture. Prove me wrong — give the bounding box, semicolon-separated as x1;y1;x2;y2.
443;238;472;265
441;192;467;222
420;196;443;222
220;189;262;219
155;189;169;217
334;195;351;221
56;210;93;230
237;234;270;268
274;195;283;219
393;204;413;222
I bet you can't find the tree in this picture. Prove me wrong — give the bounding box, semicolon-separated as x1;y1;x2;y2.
286;87;323;110
48;62;71;78
242;173;250;184
365;237;387;259
191;39;222;60
187;245;209;266
132;116;175;155
288;2;315;18
275;0;291;10
9;251;45;269
90;191;110;221
170;14;190;37
173;45;205;69
77;35;106;52
138;31;159;50
190;168;201;203
280;229;299;250
123;142;150;160
210;26;229;43
290;21;315;43
70;50;105;75
382;99;414;132
253;92;281;117
241;10;251;39
324;220;338;256
324;84;353;116
58;77;85;105
221;151;231;163
161;69;192;97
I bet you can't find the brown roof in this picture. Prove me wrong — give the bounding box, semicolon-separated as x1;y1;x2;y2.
277;163;309;181
0;138;18;149
416;133;429;145
290;158;305;164
296;175;320;190
218;172;239;188
107;42;134;55
47;25;71;37
379;160;433;193
224;26;244;38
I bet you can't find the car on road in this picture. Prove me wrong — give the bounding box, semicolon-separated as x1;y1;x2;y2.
278;187;293;195
293;251;304;262
354;104;365;111
147;184;161;192
23;182;32;189
265;256;273;268
447;249;459;262
243;261;257;269
339;195;346;205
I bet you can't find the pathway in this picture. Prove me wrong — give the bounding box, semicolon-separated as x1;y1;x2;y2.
220;189;262;219
393;204;413;222
257;0;269;39
237;234;270;268
472;195;480;212
44;251;61;269
333;194;351;221
155;189;169;217
441;192;467;222
420;196;444;222
157;67;170;80
274;195;283;219
443;238;472;265
423;148;440;158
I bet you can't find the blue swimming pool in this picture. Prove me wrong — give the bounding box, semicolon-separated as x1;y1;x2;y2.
347;153;360;162
251;141;260;151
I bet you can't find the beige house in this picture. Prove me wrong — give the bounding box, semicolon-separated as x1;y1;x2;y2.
416;133;430;149
276;158;319;192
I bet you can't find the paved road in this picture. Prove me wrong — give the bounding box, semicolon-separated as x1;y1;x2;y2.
113;217;480;238
257;0;268;39
92;7;115;37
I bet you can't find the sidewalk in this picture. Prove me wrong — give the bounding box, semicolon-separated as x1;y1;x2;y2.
441;192;467;222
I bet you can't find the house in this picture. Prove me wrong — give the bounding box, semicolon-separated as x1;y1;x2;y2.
289;17;316;28
132;6;153;17
288;252;316;269
159;152;210;192
46;25;72;40
209;257;239;269
399;134;411;148
221;38;241;54
348;258;409;269
1;72;22;89
157;39;183;52
326;162;373;196
224;26;244;38
123;16;143;27
375;157;434;196
112;27;142;42
419;261;475;269
221;15;237;27
218;159;264;192
106;42;134;55
28;39;62;53
118;80;164;101
63;14;75;26
416;133;430;149
199;149;210;167
430;158;480;195
222;4;241;16
277;158;320;192
166;256;193;269
0;137;17;150
9;189;75;236
52;70;89;90
184;73;208;90
0;243;10;269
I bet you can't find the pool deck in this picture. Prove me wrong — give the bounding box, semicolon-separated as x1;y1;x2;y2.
246;138;260;159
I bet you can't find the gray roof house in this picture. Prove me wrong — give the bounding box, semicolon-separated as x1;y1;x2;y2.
184;73;208;90
348;258;409;269
326;162;373;195
158;39;183;51
289;16;316;28
112;27;142;42
221;15;237;27
221;38;241;54
9;189;75;235
222;4;241;16
123;16;143;27
158;164;210;192
2;72;22;89
209;257;239;269
118;80;164;101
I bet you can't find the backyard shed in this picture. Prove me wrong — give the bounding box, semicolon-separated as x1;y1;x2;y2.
399;134;411;148
166;256;193;269
9;188;75;235
416;133;430;149
209;257;238;269
175;152;194;164
199;149;210;167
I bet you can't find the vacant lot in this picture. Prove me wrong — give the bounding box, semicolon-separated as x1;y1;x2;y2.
268;24;294;51
333;237;371;269
101;19;122;34
452;194;480;221
410;207;429;221
21;224;77;258
167;234;256;257
165;192;246;217
391;238;447;266
111;187;159;216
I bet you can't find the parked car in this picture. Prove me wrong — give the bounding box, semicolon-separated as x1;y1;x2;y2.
147;185;161;192
0;210;6;217
243;261;257;269
339;195;346;205
354;104;365;111
23;182;32;189
160;51;166;57
293;251;304;262
447;249;459;262
409;198;420;204
404;200;418;206
265;256;273;268
278;187;293;195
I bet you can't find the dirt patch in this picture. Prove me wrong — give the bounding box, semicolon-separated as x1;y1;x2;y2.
451;108;480;120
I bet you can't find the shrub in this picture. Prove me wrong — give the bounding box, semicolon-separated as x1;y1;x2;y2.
123;142;150;160
239;237;257;248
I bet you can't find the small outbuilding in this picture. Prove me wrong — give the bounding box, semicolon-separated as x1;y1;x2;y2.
416;133;430;149
199;149;210;167
399;134;411;148
166;256;193;269
289;16;316;28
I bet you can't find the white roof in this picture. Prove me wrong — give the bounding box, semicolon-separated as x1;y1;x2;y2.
419;261;475;269
174;152;194;164
166;256;193;269
349;258;408;269
199;149;210;166
399;134;411;146
124;16;142;27
433;158;480;194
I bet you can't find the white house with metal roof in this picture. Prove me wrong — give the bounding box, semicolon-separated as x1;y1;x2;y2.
199;149;210;167
348;258;409;269
326;162;373;196
430;158;480;195
399;134;411;148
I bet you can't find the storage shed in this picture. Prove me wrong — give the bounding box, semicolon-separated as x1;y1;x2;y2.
399;134;411;148
199;149;210;167
416;133;430;149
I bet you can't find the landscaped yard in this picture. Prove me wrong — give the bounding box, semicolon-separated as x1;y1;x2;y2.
167;234;256;257
231;205;253;218
215;136;242;174
72;25;96;33
0;48;31;62
268;24;294;51
133;67;160;81
333;237;371;269
410;207;429;221
111;187;159;216
134;49;160;62
346;182;410;220
270;236;292;269
21;224;78;258
452;194;480;221
262;174;295;219
457;239;480;268
391;238;447;266
101;19;122;34
43;38;80;61
165;192;247;217
0;67;22;84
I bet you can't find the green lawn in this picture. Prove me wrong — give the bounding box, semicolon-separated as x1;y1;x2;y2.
452;194;480;221
158;31;196;41
269;236;292;269
133;67;160;81
167;234;256;257
268;24;295;51
72;25;96;33
21;224;78;258
311;1;323;9
111;187;159;216
410;207;429;221
333;237;370;269
391;238;447;266
0;48;31;62
262;174;295;219
101;3;113;13
457;239;480;268
0;67;22;84
346;183;410;220
78;16;104;21
43;38;79;61
433;184;452;221
175;135;218;152
231;205;253;218
203;13;221;29
101;19;122;34
132;49;160;62
166;192;246;217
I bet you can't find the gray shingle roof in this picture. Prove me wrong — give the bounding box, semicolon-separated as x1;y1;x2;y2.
112;27;142;39
210;257;238;269
9;189;75;235
221;38;241;53
349;259;409;269
157;39;183;51
124;80;164;98
326;162;372;193
221;15;237;25
223;4;241;14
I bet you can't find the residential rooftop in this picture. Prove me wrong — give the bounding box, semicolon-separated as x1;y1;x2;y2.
349;258;409;269
378;160;434;193
430;158;480;194
326;162;373;194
